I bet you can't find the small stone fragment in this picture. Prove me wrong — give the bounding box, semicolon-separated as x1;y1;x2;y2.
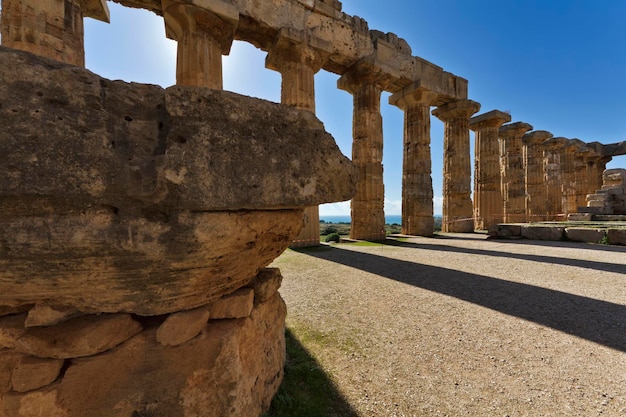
248;268;283;304
25;303;83;327
208;288;254;319
15;313;142;359
11;356;65;393
157;305;210;346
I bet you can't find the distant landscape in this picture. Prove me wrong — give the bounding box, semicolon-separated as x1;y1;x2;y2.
319;215;443;241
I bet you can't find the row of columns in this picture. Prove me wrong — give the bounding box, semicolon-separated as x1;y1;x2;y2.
469;112;612;229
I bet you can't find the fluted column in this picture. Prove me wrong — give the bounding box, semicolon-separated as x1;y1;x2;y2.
574;146;591;210
523;130;553;222
585;153;612;195
543;137;568;220
469;110;511;230
561;139;585;215
432;99;481;233
163;0;238;88
499;122;533;223
0;0;109;66
338;64;390;241
266;28;331;247
389;85;440;236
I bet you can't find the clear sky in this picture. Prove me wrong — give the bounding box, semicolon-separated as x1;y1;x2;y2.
45;1;626;215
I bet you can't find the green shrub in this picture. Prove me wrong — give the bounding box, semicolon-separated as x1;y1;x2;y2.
321;225;338;235
325;233;341;243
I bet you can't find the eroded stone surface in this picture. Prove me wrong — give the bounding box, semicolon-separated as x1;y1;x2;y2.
248;268;283;304
565;228;606;243
15;314;142;359
25;304;83;328
521;225;565;241
2;294;287;417
0;314;26;349
11;356;64;393
208;288;255;319
157;305;211;346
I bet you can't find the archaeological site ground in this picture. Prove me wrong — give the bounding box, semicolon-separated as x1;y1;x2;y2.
0;0;625;416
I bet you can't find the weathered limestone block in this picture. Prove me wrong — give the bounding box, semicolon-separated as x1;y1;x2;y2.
565;228;606;243
156;305;211;346
25;304;83;328
607;229;626;245
208;288;255;319
248;268;283;304
0;314;27;349
489;224;522;239
11;356;65;393
14;314;142;359
2;294;287;417
0;47;354;315
521;225;565;241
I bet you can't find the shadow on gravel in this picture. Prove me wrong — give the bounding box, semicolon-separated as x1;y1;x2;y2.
263;328;359;417
379;238;626;275
297;246;626;353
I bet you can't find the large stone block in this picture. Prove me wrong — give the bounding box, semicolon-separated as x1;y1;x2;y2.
607;229;626;245
521;225;565;241
0;47;355;315
565;228;606;243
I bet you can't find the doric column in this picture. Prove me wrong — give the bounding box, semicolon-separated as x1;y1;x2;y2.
585;153;612;195
543;137;568;220
523;130;553;222
266;28;331;247
338;62;390;241
561;139;585;215
469;110;511;230
163;0;239;88
432;99;481;233
574;146;591;210
389;85;440;236
499;122;533;223
0;0;109;66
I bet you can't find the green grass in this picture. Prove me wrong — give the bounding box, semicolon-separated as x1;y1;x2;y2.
262;328;358;417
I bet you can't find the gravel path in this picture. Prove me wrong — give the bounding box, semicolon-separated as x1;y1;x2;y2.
271;234;626;416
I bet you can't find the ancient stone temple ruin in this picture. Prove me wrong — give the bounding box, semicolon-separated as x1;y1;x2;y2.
1;0;626;414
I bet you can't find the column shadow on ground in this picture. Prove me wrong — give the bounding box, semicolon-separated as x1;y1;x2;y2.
381;238;626;275
263;328;359;417
297;246;626;353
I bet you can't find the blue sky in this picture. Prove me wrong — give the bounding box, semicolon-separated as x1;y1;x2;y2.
75;1;626;214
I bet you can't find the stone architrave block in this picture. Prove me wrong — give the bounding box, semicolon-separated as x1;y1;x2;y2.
11;356;65;393
521;225;565;241
25;304;83;328
15;314;142;359
0;314;27;349
565;228;606;243
208;288;255;319
248;268;283;304
157;306;211;346
607;229;626;245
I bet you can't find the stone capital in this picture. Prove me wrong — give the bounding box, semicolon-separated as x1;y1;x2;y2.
564;139;586;154
431;99;480;122
388;81;441;110
265;28;332;74
337;58;395;94
82;0;110;22
499;122;533;139
469;110;511;131
522;130;553;145
163;0;239;54
543;136;569;151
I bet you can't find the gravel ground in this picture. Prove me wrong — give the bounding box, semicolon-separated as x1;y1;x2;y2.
271;233;626;417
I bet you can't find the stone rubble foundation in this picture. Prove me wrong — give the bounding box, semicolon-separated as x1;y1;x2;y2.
0;268;286;417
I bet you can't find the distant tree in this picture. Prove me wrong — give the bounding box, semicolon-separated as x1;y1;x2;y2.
322;225;338;235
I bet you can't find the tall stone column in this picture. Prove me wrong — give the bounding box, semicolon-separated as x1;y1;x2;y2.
338;63;390;241
266;28;331;247
574;146;591;210
543;137;568;220
561;139;585;215
469;110;511;230
389;85;440;236
585;153;612;195
523;130;553;222
499;122;533;223
0;0;109;66
432;99;481;233
163;0;239;88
